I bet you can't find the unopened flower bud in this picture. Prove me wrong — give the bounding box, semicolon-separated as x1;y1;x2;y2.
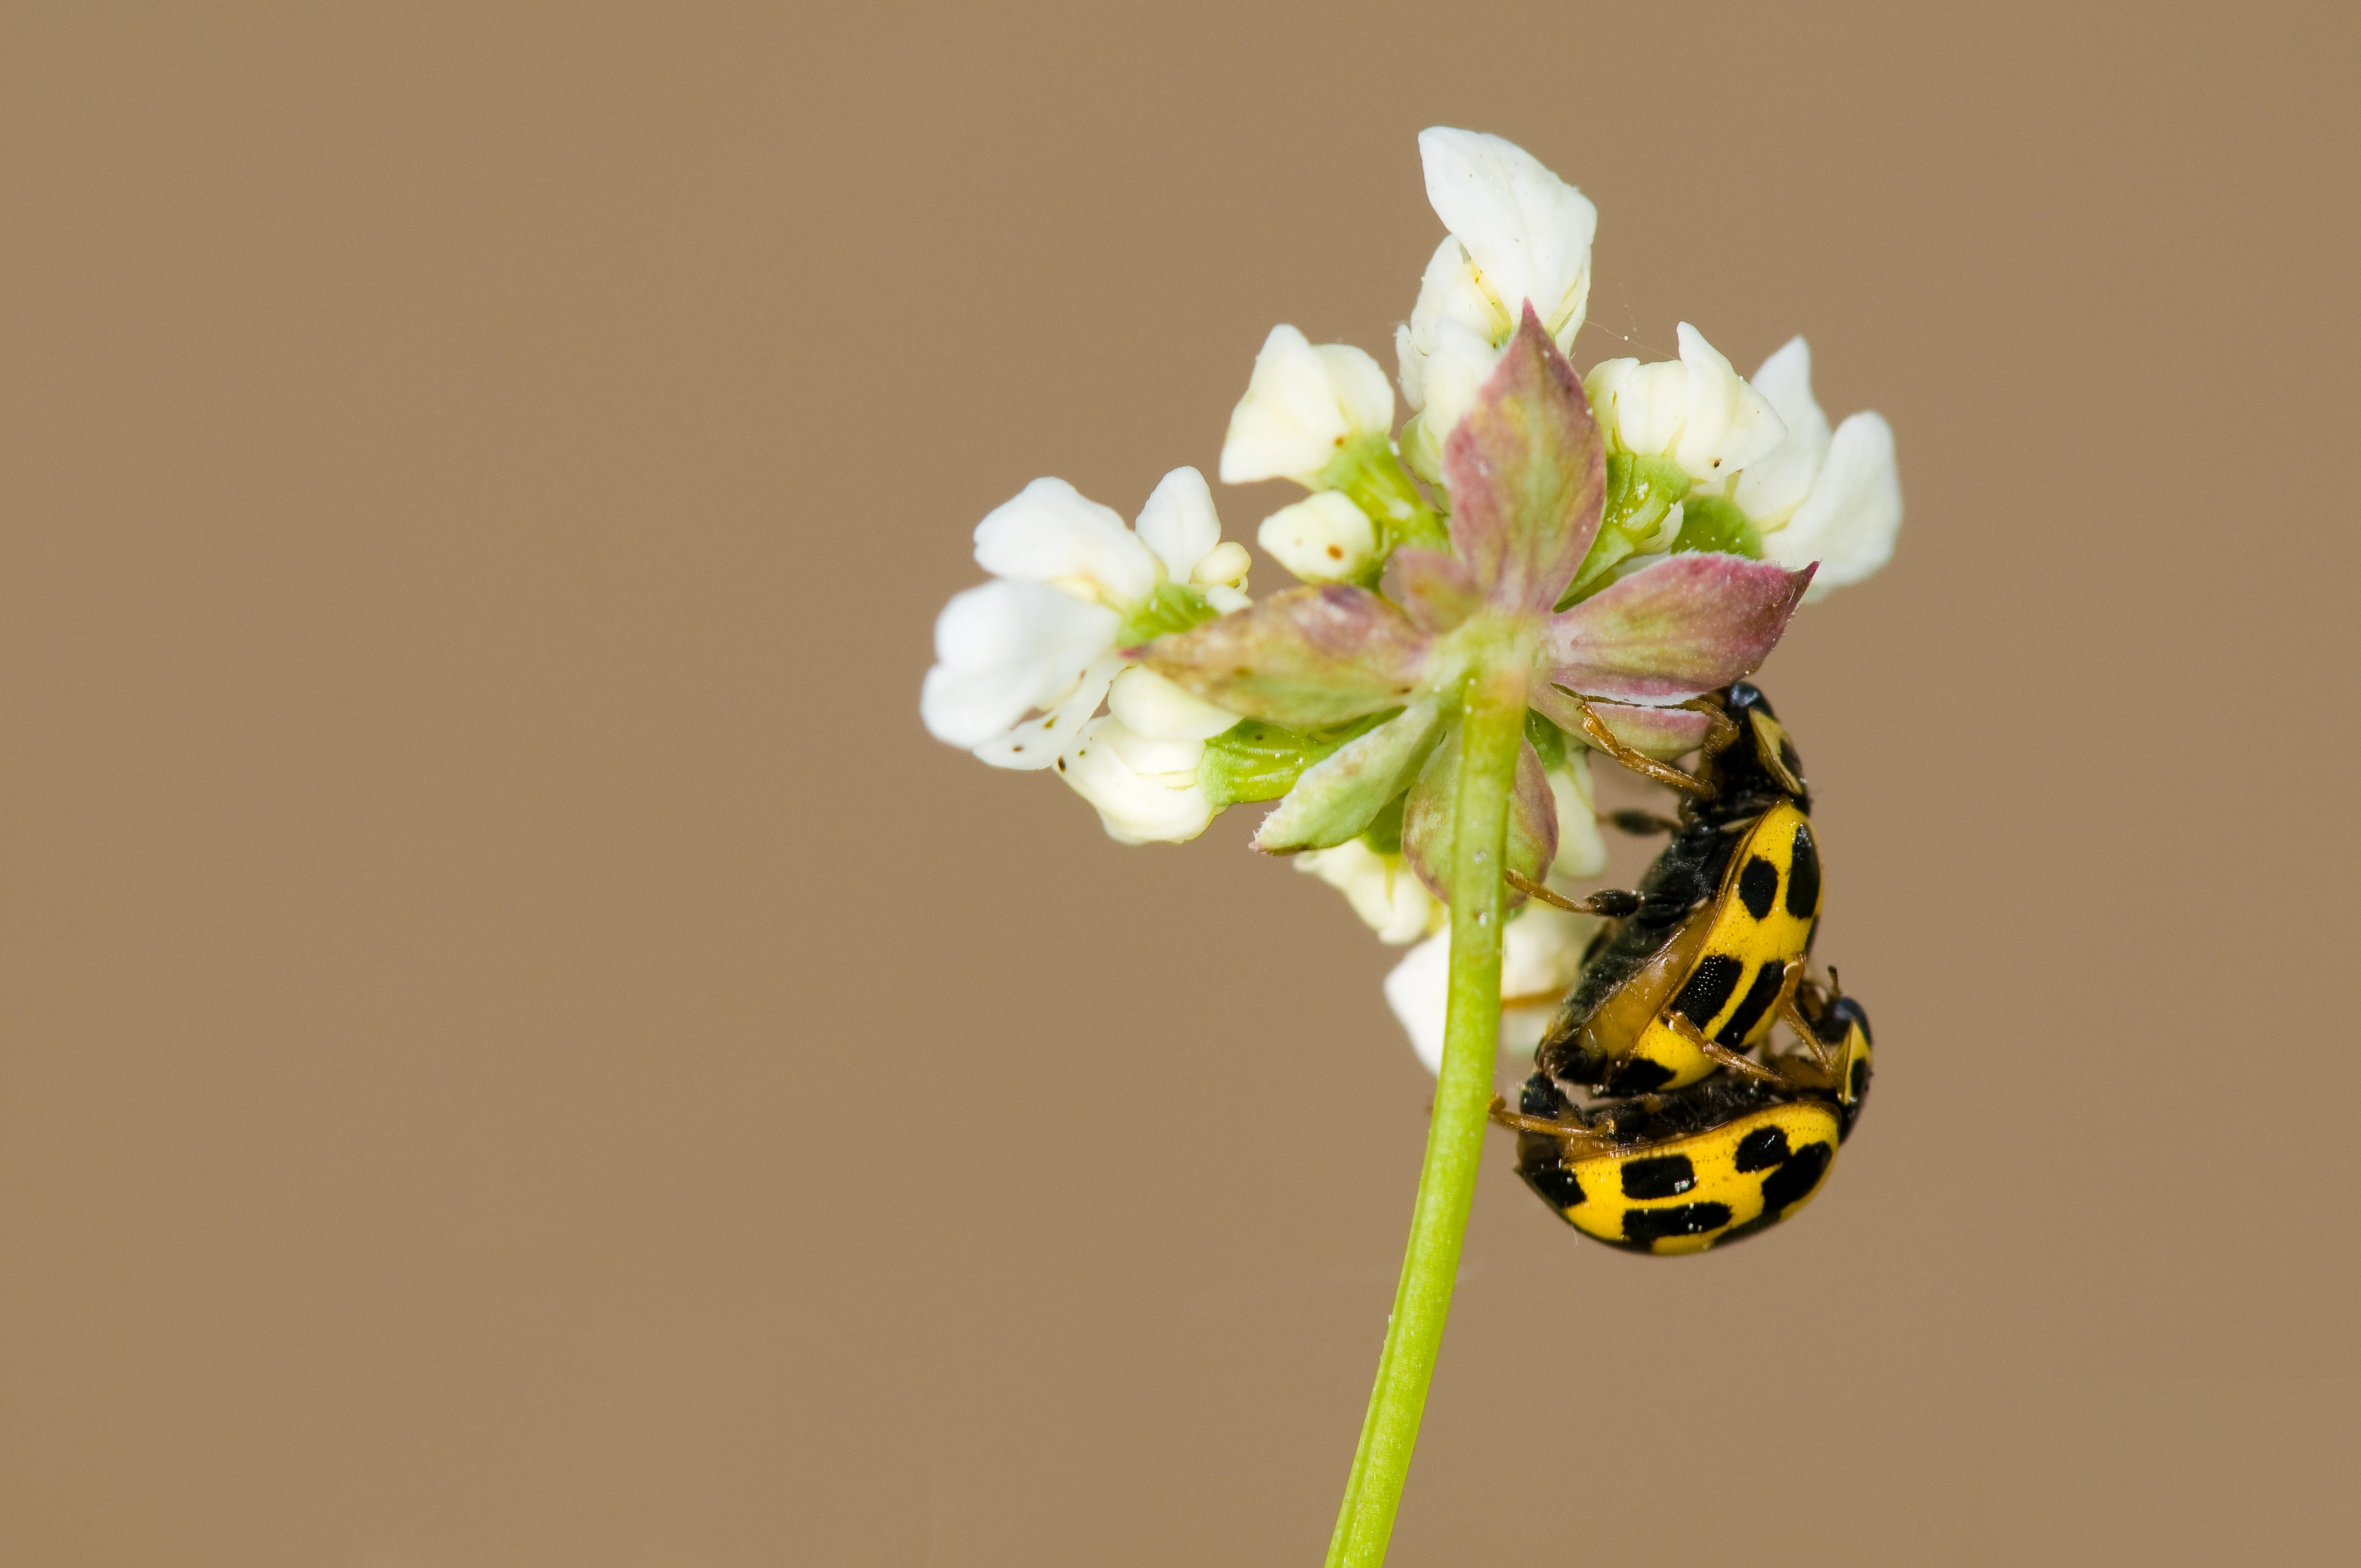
1259;492;1378;583
1191;540;1252;587
1221;325;1394;488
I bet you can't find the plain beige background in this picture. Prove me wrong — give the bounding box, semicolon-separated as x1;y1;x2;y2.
4;2;2358;1564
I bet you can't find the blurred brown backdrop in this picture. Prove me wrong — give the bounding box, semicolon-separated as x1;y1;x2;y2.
4;2;2357;1564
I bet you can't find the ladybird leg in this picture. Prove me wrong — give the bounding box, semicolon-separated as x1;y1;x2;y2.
1504;869;1645;917
1547;686;1716;799
1662;1010;1783;1086
1487;1095;1619;1146
1771;959;1839;1073
1603;809;1683;836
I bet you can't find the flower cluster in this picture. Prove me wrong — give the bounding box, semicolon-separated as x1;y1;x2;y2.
921;128;1901;1066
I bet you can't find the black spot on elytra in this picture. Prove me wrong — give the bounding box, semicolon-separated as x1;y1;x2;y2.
1715;962;1786;1046
1672;954;1744;1027
1620;1154;1696;1200
1758;1140;1834;1218
1785;825;1821;918
1738;857;1778;920
1622;1202;1733;1243
1604;1056;1675;1095
1523;1161;1586;1211
1849;1057;1870;1100
1733;1124;1790;1172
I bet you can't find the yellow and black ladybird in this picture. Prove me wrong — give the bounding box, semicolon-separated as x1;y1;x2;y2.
1533;682;1823;1096
1498;990;1874;1255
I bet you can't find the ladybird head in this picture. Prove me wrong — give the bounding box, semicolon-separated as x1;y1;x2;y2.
1698;683;1811;820
1726;680;1775;719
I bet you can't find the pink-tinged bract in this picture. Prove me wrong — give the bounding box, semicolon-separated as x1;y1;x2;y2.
1539;553;1814;705
1439;307;1606;616
1139;584;1433;731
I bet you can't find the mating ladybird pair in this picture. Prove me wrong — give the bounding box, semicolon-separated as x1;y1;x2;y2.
1495;682;1874;1255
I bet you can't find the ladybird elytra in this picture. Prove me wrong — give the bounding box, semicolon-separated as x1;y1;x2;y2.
1516;1093;1843;1256
1536;683;1823;1096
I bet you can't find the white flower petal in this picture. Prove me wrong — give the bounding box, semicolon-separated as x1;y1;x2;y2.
1258;492;1378;584
1581;357;1639;426
1057;715;1218;844
1499;904;1600;1058
1221;325;1348;484
1397;237;1508;414
1383;932;1452;1076
1133;465;1223;582
1671;323;1787;480
1101;721;1205;776
1600;357;1690;462
1296;840;1435;945
970;653;1120;771
1385;902;1598;1076
1417;128;1596;341
1546;753;1607;879
1773;412;1901;598
974;477;1160;607
1203;583;1252;614
1398;317;1503;479
1318;342;1395;439
1107;666;1240;742
921;580;1120;748
1734;336;1832;525
920;662;1033;752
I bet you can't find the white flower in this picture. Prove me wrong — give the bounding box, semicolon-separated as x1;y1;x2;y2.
921;467;1249;770
1052;668;1238;845
1395;129;1597;476
1383;902;1601;1076
1259;492;1379;584
1584;323;1788;481
1579;333;1900;600
1294;839;1437;944
1220;325;1394;488
1734;337;1902;601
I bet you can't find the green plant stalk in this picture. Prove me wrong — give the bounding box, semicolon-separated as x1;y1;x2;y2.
1325;657;1528;1568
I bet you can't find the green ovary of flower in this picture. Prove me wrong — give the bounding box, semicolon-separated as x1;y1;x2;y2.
1668;494;1762;558
1560;452;1765;607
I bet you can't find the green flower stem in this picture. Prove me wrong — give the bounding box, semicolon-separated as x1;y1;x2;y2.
1325;654;1528;1568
